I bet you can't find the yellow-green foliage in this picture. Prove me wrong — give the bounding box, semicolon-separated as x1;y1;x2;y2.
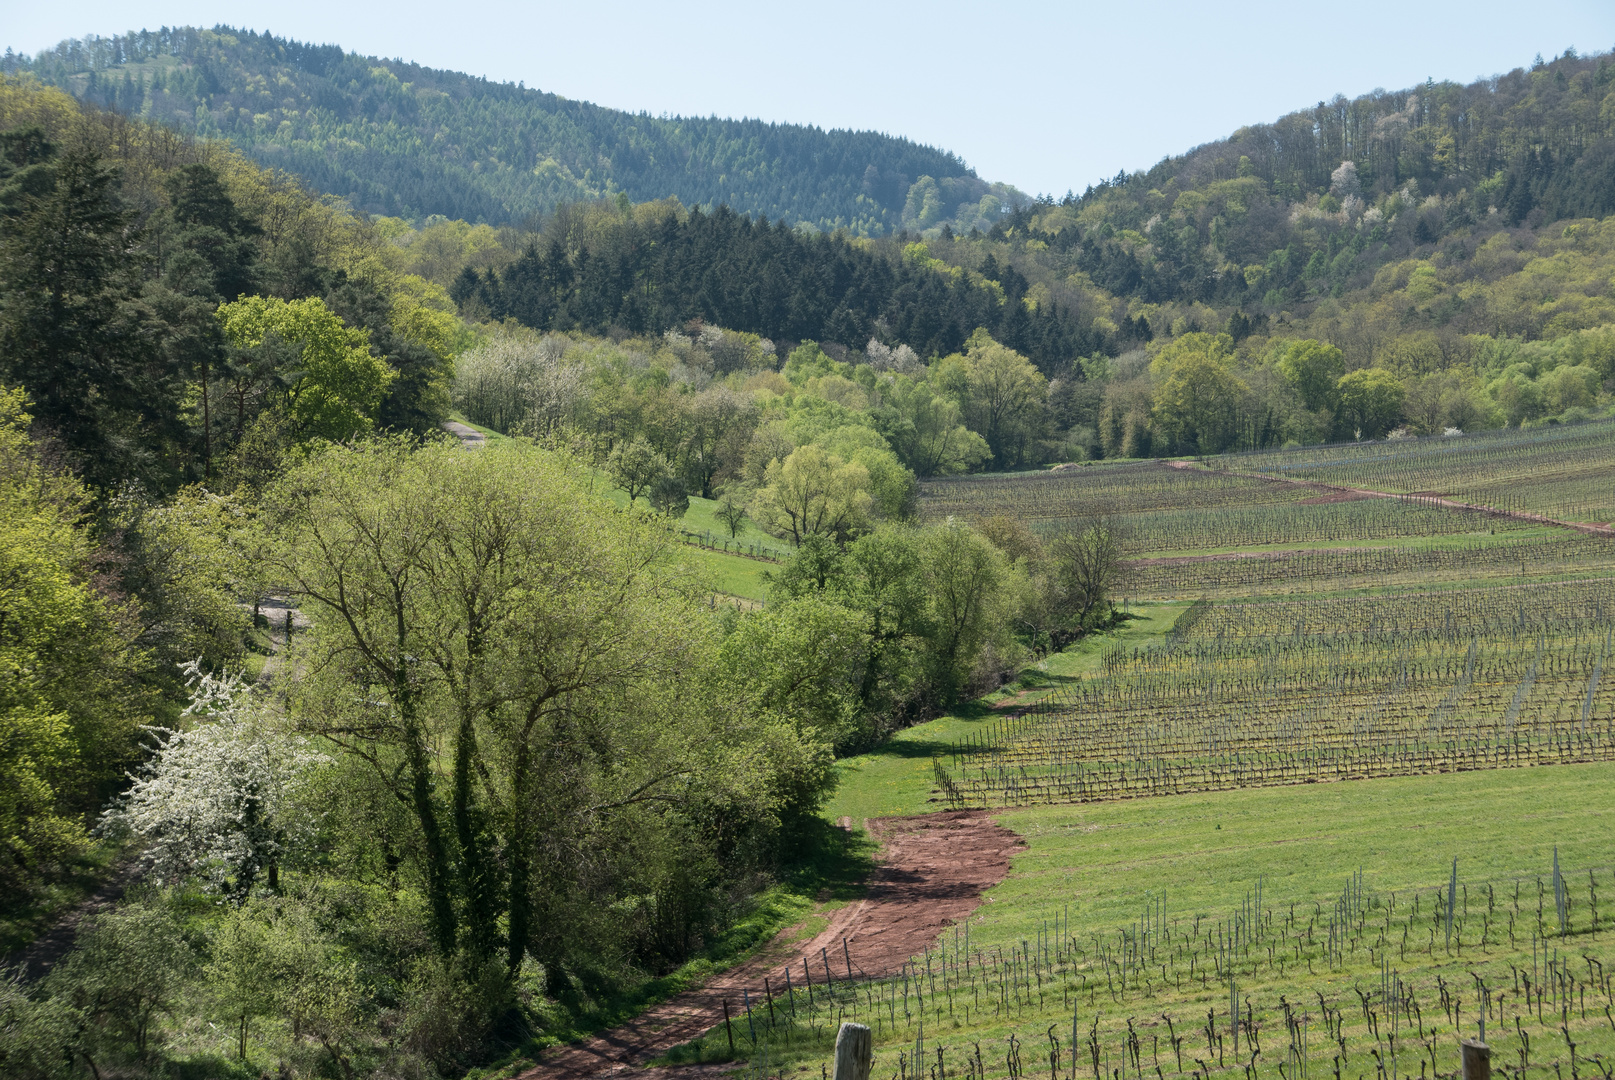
0;389;151;889
217;296;395;439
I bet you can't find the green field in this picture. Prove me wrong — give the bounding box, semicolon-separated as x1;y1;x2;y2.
989;764;1615;942
676;545;774;603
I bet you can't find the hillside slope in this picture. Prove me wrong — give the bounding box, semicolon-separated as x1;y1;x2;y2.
0;26;1018;232
978;48;1615;317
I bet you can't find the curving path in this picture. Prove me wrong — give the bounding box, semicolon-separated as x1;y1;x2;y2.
517;810;1023;1080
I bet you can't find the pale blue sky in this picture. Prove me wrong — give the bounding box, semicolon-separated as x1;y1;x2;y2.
8;1;1615;196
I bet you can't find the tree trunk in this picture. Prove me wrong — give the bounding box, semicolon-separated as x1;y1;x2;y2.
453;711;498;958
402;692;457;956
506;740;533;974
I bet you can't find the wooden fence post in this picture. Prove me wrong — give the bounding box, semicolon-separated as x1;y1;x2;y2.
1461;1040;1490;1080
833;1022;873;1080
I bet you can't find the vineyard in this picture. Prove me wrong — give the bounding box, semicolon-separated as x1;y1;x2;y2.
921;464;1538;557
1107;499;1530;557
920;465;1303;523
917;427;1615;606
690;839;1615;1080
1226;419;1615;526
715;422;1615;1080
1125;535;1615;599
933;580;1615;809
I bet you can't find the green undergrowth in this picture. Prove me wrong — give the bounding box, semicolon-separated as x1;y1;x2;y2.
823;602;1189;823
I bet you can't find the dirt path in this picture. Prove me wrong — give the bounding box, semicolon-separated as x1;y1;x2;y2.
2;855;146;981
517;811;1023;1080
443;420;487;448
1171;458;1615;538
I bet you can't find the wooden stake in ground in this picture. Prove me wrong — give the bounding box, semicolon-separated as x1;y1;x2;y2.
1460;1039;1491;1080
834;1022;873;1080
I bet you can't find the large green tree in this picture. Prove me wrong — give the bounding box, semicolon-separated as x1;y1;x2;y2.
0;130;173;489
216;296;394;442
938;330;1049;469
1151;333;1246;453
1336;367;1406;439
268;438;811;978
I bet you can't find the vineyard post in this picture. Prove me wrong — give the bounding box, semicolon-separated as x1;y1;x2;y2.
834;1022;873;1080
1460;1040;1491;1080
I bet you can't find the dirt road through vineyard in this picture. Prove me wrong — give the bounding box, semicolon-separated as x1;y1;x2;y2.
517;810;1022;1080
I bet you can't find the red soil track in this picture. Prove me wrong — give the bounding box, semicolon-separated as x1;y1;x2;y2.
517;810;1022;1080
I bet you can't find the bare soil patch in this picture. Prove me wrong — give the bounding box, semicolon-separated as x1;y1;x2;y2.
1295;489;1374;505
517;811;1022;1080
1127;547;1370;567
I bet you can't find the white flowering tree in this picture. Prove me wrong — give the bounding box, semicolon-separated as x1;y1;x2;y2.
101;662;327;901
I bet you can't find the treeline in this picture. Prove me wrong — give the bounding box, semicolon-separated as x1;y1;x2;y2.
453;201;1114;371
428;202;1613;460
0;26;1016;233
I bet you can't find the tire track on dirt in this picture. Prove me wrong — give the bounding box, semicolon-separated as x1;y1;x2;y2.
517;810;1022;1080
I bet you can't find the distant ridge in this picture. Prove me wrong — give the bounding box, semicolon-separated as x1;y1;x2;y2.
1;26;1021;231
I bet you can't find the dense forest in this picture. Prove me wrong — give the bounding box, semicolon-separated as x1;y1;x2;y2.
425;46;1615;453
0;26;1022;233
453;203;1111;371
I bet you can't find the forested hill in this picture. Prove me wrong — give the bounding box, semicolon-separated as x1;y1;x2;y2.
0;26;1016;232
1005;48;1615;313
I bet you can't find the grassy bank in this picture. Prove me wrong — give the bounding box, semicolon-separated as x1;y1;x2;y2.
823;602;1189;823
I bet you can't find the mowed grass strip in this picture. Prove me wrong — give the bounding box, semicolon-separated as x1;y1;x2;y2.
980;761;1615;949
674;545;773;602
